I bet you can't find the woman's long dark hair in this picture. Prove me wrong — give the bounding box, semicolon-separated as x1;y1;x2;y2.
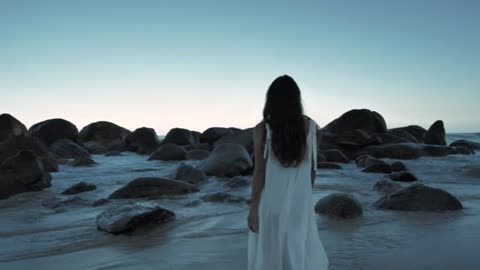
262;75;307;167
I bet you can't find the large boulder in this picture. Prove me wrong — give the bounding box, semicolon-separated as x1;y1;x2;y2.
362;163;392;174
125;127;160;155
0;114;27;142
421;144;457;156
213;128;254;154
172;163;207;185
355;154;385;168
184;143;211;151
82;141;108;154
373;179;402;195
314;193;363;218
0;136;58;172
197;143;253;177
108;177;199;199
450;140;480;151
148;143;187;161
357;143;424;159
163;128;196;145
388;125;427;143
79;121;130;150
61;181;97;195
386;129;419;143
324;109;387;134
186;149;210;160
50;138;90;159
387;171;418;182
423;120;446;145
0;150;52;199
324;149;350;163
372;133;411;144
96;203;175;234
455;146;474;155
373;184;463;211
70;156;97;167
390;161;407;172
200;127;232;144
28;118;79;146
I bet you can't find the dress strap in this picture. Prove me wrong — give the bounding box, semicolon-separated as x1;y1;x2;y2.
311;119;318;172
263;122;272;159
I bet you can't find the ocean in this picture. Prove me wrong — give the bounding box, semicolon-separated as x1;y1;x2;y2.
0;133;479;270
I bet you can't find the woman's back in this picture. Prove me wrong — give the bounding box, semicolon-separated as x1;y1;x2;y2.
248;117;329;270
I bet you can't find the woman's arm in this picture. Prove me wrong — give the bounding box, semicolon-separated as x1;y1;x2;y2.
248;122;266;232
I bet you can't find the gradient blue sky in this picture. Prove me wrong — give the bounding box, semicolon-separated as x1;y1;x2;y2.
1;0;479;134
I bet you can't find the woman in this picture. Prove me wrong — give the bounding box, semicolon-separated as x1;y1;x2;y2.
247;75;329;270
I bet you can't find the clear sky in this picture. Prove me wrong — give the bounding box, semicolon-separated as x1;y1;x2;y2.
1;0;479;134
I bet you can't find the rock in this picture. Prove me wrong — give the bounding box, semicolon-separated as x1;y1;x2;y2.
108;177;198;199
373;179;402;195
92;198;111;207
324;109;387;134
362;163;392;174
213;128;254;154
224;175;251;188
358;143;424;159
461;167;480;178
317;162;343;170
70;156;97;167
125;127;160;155
200;192;246;203
388;125;427;143
454;146;474;155
162;128;196;145
105;150;123;156
0;135;58;172
314;193;363;218
79;121;130;150
0;150;52;199
197;143;253;177
324;149;350;163
200;127;233;144
387;129;419;143
388;171;418;182
450;140;480;151
373;184;463;211
186;149;210;160
390;161;407;172
61;181;97;195
28;118;79;146
192;131;201;144
173;163;207;185
0;113;27;142
423;120;446;145
83;141;108;154
183;143;211;151
50;138;90;159
355;154;385;168
372;133;410;144
148;143;187;161
96;202;175;234
421;144;457;156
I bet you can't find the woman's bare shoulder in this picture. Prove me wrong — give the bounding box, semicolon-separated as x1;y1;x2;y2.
253;121;265;136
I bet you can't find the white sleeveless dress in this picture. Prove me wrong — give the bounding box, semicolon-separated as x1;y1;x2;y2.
248;118;329;270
